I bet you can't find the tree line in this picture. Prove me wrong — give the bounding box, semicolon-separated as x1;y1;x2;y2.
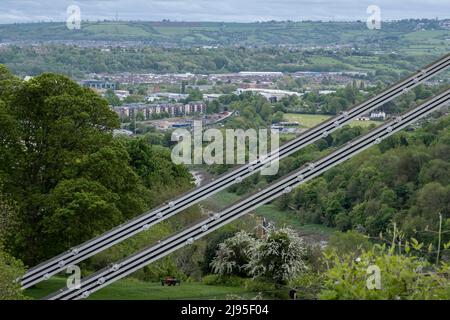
0;66;195;298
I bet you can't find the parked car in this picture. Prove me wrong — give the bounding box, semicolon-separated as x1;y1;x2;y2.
161;277;181;286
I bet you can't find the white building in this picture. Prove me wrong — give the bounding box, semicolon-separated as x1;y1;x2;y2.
235;88;303;102
113;129;134;136
319;90;337;95
238;71;283;77
203;93;224;101
146;93;189;102
370;111;387;120
114;90;130;101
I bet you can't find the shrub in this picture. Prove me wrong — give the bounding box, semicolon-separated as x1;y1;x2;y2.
0;245;29;300
210;231;259;277
247;228;307;284
320;245;450;300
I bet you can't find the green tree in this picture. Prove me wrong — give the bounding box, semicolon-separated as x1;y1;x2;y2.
419;159;450;186
320;245;450;300
0;70;138;264
41;178;123;258
104;89;122;106
0;191;28;300
185;88;203;102
272;111;284;124
0;73;119;196
0;244;28;300
77;141;153;218
123;138;193;202
327;231;371;255
0;65;14;81
200;227;237;274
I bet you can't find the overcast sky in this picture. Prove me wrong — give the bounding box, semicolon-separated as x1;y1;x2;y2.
0;0;449;24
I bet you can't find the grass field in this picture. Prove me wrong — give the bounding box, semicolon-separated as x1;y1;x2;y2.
206;192;335;236
25;277;256;300
284;113;332;128
2;21;449;56
252;204;335;236
283;113;381;129
84;23;151;37
207;191;241;209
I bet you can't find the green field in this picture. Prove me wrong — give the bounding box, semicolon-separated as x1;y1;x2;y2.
284;113;332;128
25;277;257;300
24;192;314;301
205;191;335;236
206;190;241;209
84;23;151;37
1;21;449;55
284;113;381;129
252;204;335;236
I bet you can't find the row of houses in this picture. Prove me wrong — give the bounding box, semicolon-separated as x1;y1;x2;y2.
80;79;116;90
145;92;189;102
113;102;206;120
235;88;303;102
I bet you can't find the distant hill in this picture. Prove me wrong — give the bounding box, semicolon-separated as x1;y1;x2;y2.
0;19;449;47
0;19;448;78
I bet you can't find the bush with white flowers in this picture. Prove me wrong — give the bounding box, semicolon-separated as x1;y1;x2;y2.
247;228;307;284
210;231;259;277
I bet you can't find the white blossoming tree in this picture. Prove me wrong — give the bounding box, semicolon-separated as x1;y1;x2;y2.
210;231;259;277
247;228;307;284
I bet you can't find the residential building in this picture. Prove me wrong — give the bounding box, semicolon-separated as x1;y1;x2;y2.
370;111;387;120
235;88;303;102
113;102;206;120
81;79;116;90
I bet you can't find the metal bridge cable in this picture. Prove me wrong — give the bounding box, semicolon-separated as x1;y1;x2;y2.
46;89;450;300
21;54;450;288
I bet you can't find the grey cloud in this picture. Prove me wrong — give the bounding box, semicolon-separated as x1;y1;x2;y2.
0;0;449;24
